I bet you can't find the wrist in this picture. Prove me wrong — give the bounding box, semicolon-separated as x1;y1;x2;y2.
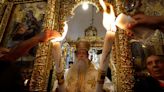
158;16;164;24
29;35;41;44
97;69;106;84
56;71;65;85
34;33;43;42
153;16;163;24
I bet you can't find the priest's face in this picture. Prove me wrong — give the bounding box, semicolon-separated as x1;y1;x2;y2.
75;49;89;73
146;55;164;80
76;49;88;62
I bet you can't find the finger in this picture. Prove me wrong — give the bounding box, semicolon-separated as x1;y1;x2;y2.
132;13;146;20
133;15;142;20
126;30;134;37
127;23;133;29
136;18;145;24
49;31;61;40
132;15;145;24
127;22;138;29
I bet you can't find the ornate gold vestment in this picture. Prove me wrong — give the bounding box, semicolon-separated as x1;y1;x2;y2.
65;62;114;92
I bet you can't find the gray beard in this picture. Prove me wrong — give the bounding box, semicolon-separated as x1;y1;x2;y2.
76;60;89;91
75;59;89;75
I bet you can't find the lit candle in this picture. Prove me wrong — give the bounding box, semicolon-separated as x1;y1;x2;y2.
99;31;115;71
51;21;68;90
99;0;116;72
51;21;68;72
96;1;116;91
52;42;63;72
52;42;66;91
51;21;68;42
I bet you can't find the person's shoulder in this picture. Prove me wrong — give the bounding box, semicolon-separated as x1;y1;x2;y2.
134;76;160;92
141;76;158;82
136;76;156;84
0;60;12;67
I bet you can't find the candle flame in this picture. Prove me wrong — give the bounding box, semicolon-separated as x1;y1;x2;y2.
99;0;107;11
99;0;116;32
51;21;68;42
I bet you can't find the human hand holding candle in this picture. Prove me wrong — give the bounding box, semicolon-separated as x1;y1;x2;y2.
99;0;116;72
51;21;68;71
115;13;137;36
51;21;68;88
52;42;63;72
96;1;116;92
51;21;68;42
51;21;68;72
115;13;136;30
52;42;66;91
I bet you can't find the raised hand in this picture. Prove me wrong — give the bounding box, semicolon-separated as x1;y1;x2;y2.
127;14;161;29
38;29;61;42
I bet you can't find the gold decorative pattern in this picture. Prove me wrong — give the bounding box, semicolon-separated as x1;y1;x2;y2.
87;77;96;88
112;0;135;92
139;0;164;16
29;42;52;91
29;0;58;91
0;3;5;22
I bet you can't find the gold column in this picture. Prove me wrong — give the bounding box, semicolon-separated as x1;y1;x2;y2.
29;0;58;91
0;2;13;42
112;0;135;92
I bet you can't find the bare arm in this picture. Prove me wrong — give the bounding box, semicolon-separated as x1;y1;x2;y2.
158;16;164;32
127;14;164;33
0;30;61;62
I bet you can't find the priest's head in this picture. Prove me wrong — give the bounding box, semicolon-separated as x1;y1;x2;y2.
75;41;90;61
74;41;91;74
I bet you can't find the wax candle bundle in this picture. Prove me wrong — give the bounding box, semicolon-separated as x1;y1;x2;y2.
115;13;137;30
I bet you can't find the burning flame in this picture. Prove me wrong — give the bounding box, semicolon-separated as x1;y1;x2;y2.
99;0;116;32
51;21;68;42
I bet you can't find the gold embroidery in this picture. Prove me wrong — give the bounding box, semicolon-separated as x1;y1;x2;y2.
87;77;96;88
